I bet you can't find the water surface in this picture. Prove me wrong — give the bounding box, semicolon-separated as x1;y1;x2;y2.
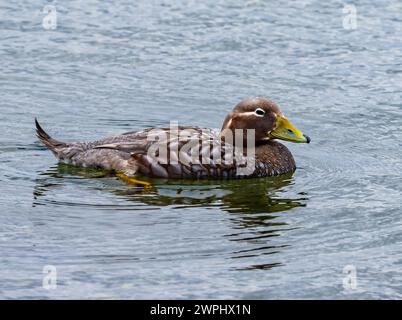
1;0;402;299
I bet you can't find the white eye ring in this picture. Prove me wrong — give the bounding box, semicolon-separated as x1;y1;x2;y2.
254;108;265;117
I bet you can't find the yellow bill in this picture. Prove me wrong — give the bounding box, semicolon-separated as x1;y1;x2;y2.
269;115;310;143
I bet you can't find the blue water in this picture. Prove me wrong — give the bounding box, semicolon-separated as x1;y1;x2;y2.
1;0;402;299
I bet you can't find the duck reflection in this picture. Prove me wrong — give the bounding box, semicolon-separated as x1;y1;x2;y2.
33;163;308;271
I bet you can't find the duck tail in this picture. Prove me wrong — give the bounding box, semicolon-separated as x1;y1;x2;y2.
35;118;67;155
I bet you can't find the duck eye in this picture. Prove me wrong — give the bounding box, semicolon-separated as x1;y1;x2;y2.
255;108;265;117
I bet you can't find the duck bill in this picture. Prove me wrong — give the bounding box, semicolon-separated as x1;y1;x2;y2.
269;115;310;143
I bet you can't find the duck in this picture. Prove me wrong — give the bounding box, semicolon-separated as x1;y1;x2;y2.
35;97;310;184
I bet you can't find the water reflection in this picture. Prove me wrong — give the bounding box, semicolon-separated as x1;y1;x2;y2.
33;163;308;271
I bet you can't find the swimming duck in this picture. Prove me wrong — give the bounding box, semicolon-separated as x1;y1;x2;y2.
35;97;310;183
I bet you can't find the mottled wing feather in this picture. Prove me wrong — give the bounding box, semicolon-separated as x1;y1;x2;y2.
90;127;257;179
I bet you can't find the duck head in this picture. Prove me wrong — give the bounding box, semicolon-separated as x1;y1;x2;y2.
221;97;310;144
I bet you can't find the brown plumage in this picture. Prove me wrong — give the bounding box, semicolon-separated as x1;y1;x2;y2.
35;97;310;179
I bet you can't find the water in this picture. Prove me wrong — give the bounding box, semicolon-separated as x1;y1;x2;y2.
1;0;402;299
